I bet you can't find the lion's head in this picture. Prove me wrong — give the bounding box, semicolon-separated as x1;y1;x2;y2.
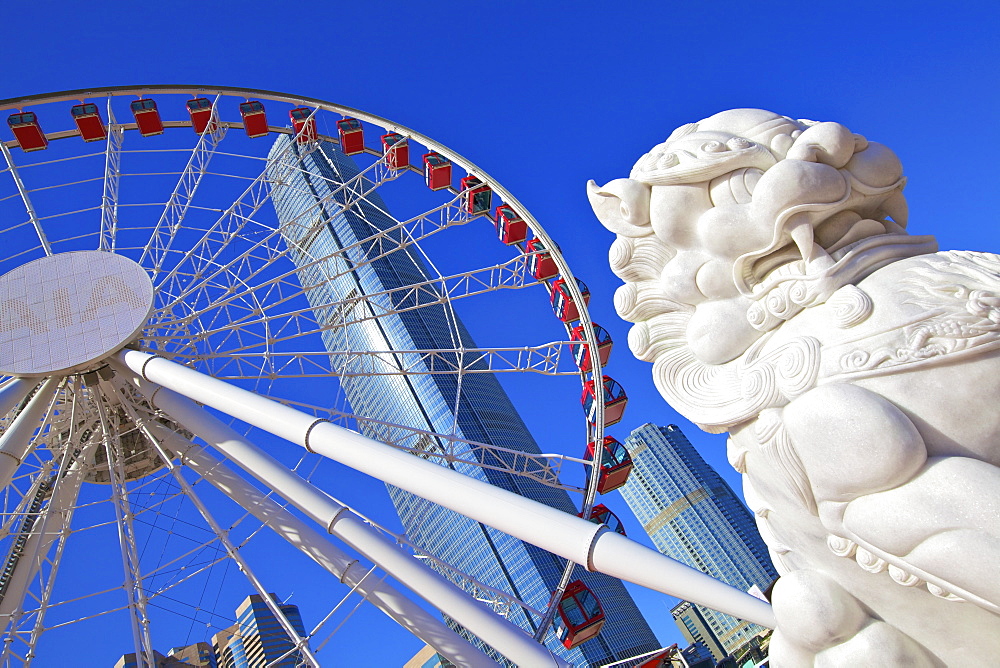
589;109;935;367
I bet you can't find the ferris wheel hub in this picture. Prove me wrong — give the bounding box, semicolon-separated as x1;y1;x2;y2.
0;250;154;377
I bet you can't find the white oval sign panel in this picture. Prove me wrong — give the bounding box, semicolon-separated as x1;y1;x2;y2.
0;251;154;376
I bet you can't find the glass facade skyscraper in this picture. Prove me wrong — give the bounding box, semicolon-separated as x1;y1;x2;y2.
212;594;307;668
619;423;777;660
266;136;659;664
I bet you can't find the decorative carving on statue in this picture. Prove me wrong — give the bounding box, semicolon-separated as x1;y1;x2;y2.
589;109;1000;666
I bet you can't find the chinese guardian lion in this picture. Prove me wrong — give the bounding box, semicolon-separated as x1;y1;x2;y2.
588;109;1000;666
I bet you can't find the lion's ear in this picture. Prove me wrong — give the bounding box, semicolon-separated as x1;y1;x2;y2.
587;178;652;237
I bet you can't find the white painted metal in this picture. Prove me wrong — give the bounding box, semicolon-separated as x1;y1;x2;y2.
98;99;123;253
0;380;33;422
115;369;568;668
115;350;777;629
151;426;499;668
0;142;51;257
0;251;154;376
0;378;60;492
111;385;322;668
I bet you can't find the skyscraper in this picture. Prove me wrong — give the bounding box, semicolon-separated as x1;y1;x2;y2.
213;594;308;668
266;135;660;664
619;423;777;660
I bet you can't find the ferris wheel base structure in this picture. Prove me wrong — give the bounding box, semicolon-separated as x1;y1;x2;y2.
113;350;776;626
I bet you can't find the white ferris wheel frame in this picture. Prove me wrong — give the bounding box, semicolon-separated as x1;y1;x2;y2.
0;85;773;667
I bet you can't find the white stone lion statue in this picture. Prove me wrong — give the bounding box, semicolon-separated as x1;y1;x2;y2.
588;109;1000;666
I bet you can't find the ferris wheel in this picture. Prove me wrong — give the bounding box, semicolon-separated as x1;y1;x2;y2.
0;86;770;666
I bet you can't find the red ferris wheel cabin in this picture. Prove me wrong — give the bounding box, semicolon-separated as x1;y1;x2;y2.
494;204;527;245
423;152;452;191
239;100;268;138
186;98;214;135
381;132;408;170
570;322;612;373
460;175;492;216
289;107;317;143
550;277;590;323
582;375;628;426
71;103;106;142
130;99;163;137
525;238;558;280
585;436;633;493
337;118;364;155
555;580;605;649
7;112;47;152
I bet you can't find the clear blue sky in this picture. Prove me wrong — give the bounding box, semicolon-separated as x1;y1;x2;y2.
2;1;998;665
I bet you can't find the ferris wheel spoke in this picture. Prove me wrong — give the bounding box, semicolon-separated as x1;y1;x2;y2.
117;372;567;668
150;138;311;299
1;427;92;664
107;382;321;668
140;95;228;271
0;144;51;258
169;254;543;353
180;341;580;380
91;387;156;665
98;99;124;253
151;193;473;332
156;429;498;667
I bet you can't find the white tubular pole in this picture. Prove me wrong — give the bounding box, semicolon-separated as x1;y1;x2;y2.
114;350;775;629
0;377;60;492
118;376;559;668
156;430;498;668
0;449;87;622
0;379;34;419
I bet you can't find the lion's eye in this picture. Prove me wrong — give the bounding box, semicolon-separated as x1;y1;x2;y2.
702;141;727;153
728;137;753;150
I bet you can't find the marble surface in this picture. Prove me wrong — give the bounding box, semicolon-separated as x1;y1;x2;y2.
589;109;1000;666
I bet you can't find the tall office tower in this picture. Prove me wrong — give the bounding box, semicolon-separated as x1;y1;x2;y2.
212;594;308;668
266;135;660;664
619;424;778;661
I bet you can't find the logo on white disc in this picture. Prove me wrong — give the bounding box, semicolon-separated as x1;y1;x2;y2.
0;251;154;376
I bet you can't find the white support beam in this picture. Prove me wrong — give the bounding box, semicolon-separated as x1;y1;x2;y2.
118;371;563;668
151;426;498;668
0;379;34;421
0;377;60;492
114;350;776;630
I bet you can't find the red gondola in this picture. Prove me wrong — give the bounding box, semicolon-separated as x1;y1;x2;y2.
460;175;492;215
570;322;613;373
494;204;527;245
7;112;47;152
423;152;452;191
580;503;627;536
239;100;268;138
130;99;164;137
71;103;106;142
550;278;590;323
381;132;408;170
581;375;628;426
554;580;605;649
289;107;317;143
337;118;364;155
585;436;633;493
525;238;558;280
186;98;214;134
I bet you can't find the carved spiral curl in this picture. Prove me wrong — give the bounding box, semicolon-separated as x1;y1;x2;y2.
888;564;921;587
827;534;858;558
855;547;888;573
829;285;874;328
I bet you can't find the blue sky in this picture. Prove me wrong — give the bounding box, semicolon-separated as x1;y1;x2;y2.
2;1;999;664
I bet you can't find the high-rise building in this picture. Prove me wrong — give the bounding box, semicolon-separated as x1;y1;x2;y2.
619;423;778;661
266;135;660;664
212;594;308;668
